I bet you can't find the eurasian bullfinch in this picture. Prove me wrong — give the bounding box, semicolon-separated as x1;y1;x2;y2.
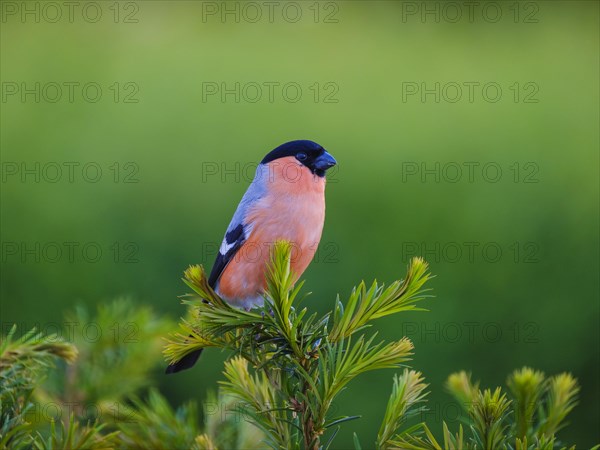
166;140;336;374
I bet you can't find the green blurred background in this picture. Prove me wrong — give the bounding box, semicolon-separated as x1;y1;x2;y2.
1;1;598;447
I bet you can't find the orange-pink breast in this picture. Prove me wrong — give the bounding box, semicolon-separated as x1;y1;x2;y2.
217;157;326;307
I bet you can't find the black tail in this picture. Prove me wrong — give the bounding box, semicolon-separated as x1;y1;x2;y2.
165;348;203;374
166;298;211;374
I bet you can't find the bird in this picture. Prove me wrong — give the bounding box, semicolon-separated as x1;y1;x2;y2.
166;140;337;374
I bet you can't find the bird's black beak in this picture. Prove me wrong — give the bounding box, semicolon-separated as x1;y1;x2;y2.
313;151;337;176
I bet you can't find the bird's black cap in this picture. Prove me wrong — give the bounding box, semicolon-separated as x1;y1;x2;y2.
261;140;336;177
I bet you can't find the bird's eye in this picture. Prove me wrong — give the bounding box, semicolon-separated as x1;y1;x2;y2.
296;152;308;161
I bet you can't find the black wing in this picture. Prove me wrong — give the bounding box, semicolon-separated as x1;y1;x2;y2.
207;223;246;289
